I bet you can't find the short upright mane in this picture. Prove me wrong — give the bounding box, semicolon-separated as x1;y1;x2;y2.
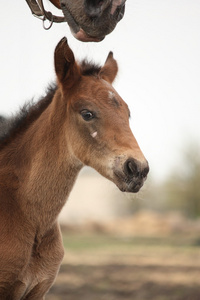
0;84;57;147
79;59;101;77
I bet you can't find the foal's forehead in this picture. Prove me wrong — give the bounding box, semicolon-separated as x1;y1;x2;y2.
96;79;130;114
74;76;130;117
107;90;121;108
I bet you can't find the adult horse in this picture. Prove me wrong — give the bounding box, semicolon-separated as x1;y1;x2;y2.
26;0;126;41
0;37;148;298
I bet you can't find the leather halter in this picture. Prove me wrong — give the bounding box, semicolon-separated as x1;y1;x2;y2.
25;0;66;29
26;0;126;32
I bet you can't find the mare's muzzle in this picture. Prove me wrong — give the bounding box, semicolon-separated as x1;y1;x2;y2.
84;0;126;21
60;0;126;42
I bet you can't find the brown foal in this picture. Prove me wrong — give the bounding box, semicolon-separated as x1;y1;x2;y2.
0;37;149;299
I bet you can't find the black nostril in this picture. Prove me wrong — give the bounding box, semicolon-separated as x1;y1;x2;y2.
84;0;103;18
124;159;149;179
124;159;138;178
142;165;150;178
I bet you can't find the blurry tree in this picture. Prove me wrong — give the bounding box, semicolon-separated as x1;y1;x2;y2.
163;143;200;218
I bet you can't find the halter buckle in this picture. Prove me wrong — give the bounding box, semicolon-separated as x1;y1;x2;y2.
43;13;54;30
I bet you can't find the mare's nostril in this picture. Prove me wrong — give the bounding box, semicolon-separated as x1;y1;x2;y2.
84;0;103;18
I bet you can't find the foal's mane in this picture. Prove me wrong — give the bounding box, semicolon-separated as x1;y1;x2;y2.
0;84;57;148
0;60;101;149
79;59;101;77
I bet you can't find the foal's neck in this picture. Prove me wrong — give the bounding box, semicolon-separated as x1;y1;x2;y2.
16;90;82;233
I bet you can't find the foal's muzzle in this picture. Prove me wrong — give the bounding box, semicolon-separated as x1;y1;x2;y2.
114;158;149;193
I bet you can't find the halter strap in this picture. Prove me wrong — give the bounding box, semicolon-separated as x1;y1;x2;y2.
25;0;66;29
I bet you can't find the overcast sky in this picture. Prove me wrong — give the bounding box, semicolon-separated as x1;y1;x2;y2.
0;0;200;182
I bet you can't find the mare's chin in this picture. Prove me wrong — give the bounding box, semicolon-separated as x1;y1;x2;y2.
70;28;104;42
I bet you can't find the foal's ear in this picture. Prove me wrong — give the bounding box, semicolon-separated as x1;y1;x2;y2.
54;37;80;88
99;52;118;84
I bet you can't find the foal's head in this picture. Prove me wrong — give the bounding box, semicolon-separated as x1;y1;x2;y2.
55;37;149;193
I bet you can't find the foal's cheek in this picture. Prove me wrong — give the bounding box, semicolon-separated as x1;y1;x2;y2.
91;131;98;138
67;113;103;159
77;119;98;142
68;119;92;148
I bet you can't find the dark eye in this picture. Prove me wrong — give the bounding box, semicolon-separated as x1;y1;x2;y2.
81;110;94;121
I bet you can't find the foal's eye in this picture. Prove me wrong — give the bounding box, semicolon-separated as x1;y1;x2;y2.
81;110;94;121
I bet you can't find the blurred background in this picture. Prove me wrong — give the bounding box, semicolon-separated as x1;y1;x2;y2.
1;1;200;299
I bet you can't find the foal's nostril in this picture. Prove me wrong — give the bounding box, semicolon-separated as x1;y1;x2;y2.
124;159;138;178
124;159;149;179
142;165;150;178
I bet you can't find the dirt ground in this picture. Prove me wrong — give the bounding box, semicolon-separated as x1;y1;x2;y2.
47;264;200;300
46;233;200;300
